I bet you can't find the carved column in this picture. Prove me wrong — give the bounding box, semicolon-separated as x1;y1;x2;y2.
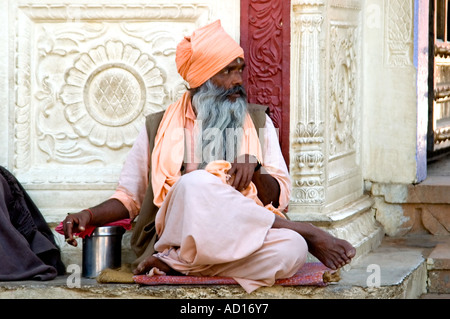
290;1;325;213
289;0;384;260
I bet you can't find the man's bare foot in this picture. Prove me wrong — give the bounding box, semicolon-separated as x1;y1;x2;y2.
272;217;356;270
133;256;182;276
306;226;356;270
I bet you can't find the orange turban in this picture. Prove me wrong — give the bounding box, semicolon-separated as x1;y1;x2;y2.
176;20;244;89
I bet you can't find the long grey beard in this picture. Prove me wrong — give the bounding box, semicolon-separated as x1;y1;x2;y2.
192;80;248;168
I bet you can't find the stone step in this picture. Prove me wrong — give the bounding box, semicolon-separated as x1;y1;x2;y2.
407;175;450;205
427;243;450;293
0;238;427;299
403;176;450;236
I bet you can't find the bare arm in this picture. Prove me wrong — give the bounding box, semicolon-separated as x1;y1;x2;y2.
63;198;129;247
251;167;280;207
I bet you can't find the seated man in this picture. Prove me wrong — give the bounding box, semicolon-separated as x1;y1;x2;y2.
62;20;355;293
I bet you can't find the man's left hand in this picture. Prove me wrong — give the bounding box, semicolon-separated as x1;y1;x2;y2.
227;154;259;191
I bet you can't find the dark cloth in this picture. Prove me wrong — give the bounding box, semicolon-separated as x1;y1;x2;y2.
0;166;65;281
130;104;268;270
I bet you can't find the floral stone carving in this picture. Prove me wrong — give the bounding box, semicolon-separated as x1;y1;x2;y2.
61;40;166;149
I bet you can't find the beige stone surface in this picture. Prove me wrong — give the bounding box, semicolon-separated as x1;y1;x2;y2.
0;242;428;299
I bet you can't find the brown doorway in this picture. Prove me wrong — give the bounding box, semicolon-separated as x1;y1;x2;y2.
240;0;291;165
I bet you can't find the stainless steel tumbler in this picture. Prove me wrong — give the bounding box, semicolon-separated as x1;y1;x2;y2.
82;226;125;278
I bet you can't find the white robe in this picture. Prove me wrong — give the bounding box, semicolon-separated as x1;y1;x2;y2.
153;170;308;293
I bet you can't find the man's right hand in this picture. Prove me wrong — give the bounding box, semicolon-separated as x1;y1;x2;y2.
63;210;92;247
61;199;130;246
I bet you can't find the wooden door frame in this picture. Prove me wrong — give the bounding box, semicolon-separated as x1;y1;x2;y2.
240;0;291;165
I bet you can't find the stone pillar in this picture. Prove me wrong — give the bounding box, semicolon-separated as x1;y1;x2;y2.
289;0;384;259
290;1;325;213
363;0;430;237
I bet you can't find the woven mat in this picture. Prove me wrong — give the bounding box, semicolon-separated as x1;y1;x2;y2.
133;262;339;287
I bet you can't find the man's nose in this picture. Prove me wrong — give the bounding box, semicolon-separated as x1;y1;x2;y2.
230;70;243;87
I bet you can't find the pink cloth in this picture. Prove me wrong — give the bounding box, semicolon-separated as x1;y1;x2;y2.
134;262;335;287
152;170;307;293
55;219;132;239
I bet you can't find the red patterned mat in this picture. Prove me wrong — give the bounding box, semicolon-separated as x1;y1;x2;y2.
133;262;339;287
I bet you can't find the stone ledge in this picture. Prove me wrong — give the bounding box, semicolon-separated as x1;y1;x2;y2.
368;177;450;205
427;270;450;294
406;176;450;204
0;239;427;299
427;243;450;293
428;243;450;270
287;195;374;226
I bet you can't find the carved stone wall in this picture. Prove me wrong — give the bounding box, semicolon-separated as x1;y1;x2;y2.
2;0;240;223
385;0;414;67
290;3;325;211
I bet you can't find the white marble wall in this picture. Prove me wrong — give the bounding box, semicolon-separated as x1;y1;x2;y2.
288;0;423;212
362;0;424;185
1;0;240;225
362;0;429;237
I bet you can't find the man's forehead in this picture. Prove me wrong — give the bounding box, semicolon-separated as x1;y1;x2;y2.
224;57;245;68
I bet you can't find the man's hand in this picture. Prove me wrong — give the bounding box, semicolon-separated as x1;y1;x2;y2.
63;210;92;247
61;199;130;247
227;154;259;191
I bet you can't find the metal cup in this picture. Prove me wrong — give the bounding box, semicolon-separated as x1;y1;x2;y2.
82;226;125;278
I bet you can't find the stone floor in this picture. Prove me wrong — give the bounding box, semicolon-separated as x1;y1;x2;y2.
387;234;450;299
418;155;450;298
